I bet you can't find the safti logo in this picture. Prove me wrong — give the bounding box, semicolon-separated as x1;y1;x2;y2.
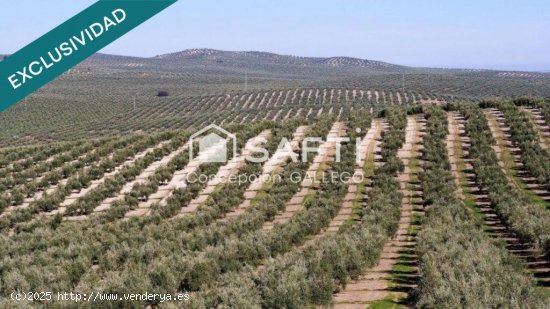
189;124;237;163
189;123;357;165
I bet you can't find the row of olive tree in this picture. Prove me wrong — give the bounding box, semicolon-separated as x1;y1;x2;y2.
0;132;175;231
453;103;550;256
0;139;114;208
63;131;193;216
180;109;402;308
0;118;312;304
415;105;546;308
481;99;550;194
0;140;85;178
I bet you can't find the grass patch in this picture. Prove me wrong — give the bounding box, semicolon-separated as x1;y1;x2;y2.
369;298;407;309
249;172;279;206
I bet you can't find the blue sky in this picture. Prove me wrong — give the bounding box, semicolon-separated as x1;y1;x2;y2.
1;0;549;71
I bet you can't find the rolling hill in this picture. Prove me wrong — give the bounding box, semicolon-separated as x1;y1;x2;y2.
0;49;549;146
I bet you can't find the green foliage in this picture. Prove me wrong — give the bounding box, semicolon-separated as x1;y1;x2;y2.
415;106;546;308
455;103;550;253
190;108;405;308
2;106;549;307
0;133;173;230
484;100;550;195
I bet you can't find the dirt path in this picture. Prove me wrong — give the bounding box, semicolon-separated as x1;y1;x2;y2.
262;122;345;230
331;116;424;308
451;112;550;288
447;113;465;199
239;113;249;124
283;109;293;120
272;109;283;121
220;126;309;222
305;108;313;119
396;92;403;105
484;109;550;207
403;92;409;104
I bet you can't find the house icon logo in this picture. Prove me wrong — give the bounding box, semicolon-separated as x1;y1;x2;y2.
189;124;237;163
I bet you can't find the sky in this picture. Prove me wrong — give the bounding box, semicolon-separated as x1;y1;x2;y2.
1;0;549;71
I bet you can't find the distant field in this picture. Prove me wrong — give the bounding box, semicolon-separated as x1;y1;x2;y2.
1;49;549;146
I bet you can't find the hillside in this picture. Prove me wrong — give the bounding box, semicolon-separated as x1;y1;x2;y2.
77;49;550;78
0;49;550;146
82;48;407;75
0;102;549;308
